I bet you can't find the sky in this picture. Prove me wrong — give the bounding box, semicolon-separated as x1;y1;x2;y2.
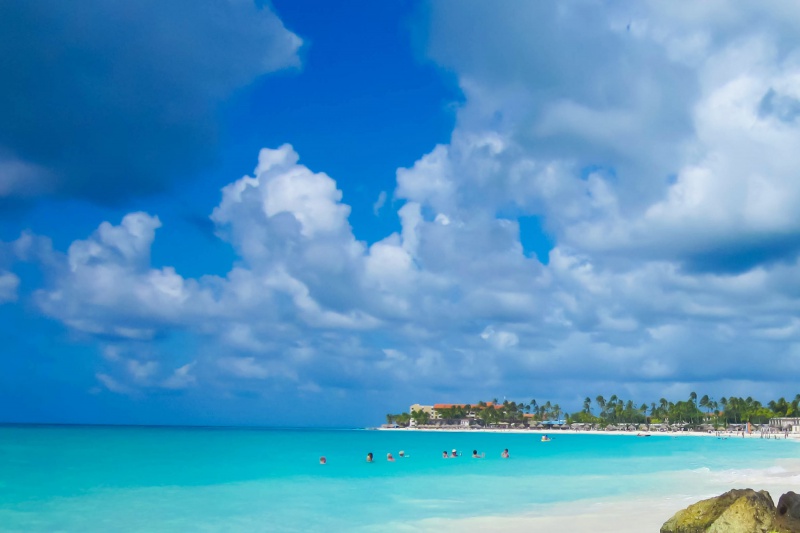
3;1;800;427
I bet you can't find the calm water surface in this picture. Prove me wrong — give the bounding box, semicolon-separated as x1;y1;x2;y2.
0;426;796;532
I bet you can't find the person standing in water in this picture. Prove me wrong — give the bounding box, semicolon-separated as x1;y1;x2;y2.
386;453;395;462
319;456;326;465
501;449;509;458
366;452;374;462
472;450;484;458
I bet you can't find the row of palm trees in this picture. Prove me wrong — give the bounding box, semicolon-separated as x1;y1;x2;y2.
582;393;800;426
386;393;800;427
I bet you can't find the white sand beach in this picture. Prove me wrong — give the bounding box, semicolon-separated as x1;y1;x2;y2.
378;460;800;532
377;426;800;441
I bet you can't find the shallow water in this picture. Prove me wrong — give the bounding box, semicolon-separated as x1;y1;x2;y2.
0;426;796;532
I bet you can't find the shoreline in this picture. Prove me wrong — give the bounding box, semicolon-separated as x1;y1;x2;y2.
375;426;800;440
378;457;800;532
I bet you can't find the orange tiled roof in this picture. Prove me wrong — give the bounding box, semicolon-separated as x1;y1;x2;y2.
433;402;502;409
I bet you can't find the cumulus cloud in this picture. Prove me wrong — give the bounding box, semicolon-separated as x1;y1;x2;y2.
0;0;301;203
420;1;800;273
33;212;206;339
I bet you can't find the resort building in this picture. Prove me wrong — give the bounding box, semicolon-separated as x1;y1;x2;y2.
408;402;502;426
768;417;800;432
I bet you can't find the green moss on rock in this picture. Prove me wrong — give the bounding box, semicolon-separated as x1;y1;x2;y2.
661;489;776;533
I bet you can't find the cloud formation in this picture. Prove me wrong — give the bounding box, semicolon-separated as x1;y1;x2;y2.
0;0;301;202
0;271;19;303
8;2;800;423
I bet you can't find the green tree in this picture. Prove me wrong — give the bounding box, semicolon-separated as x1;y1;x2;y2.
700;395;710;415
595;396;606;419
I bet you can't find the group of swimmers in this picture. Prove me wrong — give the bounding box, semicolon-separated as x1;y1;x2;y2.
320;448;512;464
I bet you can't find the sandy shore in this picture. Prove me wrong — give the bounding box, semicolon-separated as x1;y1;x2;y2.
376;426;800;440
376;496;697;532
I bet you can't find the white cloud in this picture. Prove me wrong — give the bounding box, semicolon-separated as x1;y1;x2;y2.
127;360;159;381
96;373;133;395
0;271;19;303
372;191;387;215
34;212;203;339
480;326;519;350
162;362;196;390
219;356;272;379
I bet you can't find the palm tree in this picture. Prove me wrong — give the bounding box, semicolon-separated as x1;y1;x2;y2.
596;395;606;418
700;395;709;413
659;397;669;413
583;397;592;414
791;394;800;416
410;409;431;425
719;397;728;423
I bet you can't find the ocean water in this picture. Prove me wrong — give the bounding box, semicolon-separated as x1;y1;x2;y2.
1;426;798;532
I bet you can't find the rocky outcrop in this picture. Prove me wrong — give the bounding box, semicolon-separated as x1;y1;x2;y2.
774;491;800;533
660;488;776;533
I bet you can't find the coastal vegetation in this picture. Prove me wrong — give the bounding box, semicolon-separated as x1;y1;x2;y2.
385;393;800;429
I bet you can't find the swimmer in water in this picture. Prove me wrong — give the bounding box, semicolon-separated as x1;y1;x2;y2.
501;448;509;458
451;449;459;458
319;456;327;464
387;453;395;462
442;450;448;458
472;449;484;458
366;452;374;463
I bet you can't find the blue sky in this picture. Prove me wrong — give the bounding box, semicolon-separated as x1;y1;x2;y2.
3;1;800;427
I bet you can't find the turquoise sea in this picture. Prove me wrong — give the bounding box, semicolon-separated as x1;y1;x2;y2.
1;426;798;532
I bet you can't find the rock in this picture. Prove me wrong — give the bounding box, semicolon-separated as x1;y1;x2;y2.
660;488;775;533
774;491;800;533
